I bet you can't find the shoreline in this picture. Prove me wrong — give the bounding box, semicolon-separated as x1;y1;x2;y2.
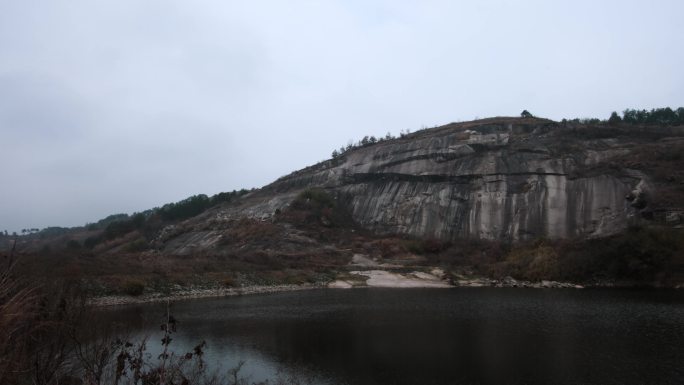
88;281;579;308
89;275;680;307
89;283;322;307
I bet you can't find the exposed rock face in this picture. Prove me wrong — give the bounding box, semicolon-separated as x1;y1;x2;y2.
218;117;684;241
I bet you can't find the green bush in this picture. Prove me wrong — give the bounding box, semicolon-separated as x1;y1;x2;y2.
298;188;336;208
484;240;560;281
222;276;238;287
289;189;355;228
66;239;81;250
125;238;148;252
121;279;145;296
404;239;424;254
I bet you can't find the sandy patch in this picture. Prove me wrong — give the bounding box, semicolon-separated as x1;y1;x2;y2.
350;270;452;288
328;280;354;289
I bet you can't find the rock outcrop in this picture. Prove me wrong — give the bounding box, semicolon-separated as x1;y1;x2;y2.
208;117;684;242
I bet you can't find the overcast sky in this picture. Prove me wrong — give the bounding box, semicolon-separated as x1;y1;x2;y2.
1;0;683;232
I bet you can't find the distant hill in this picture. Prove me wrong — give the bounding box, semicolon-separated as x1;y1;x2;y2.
4;112;683;289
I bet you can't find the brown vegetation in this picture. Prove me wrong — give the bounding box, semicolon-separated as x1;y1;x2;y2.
1;249;88;384
7;183;683;300
1;247;315;384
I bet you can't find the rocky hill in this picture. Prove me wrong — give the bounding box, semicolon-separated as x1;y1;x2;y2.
189;117;683;243
6;116;684;291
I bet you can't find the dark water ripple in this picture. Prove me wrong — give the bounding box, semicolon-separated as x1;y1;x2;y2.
98;288;684;385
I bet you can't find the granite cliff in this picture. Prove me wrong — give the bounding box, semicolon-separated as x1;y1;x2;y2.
199;117;683;243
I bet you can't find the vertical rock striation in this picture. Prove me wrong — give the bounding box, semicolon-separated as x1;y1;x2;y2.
243;118;673;241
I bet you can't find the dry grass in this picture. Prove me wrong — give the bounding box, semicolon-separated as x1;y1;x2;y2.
0;277;38;383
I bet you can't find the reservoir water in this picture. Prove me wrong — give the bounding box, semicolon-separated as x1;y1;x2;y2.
99;288;684;385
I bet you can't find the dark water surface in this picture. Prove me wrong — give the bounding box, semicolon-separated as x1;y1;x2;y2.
98;288;684;385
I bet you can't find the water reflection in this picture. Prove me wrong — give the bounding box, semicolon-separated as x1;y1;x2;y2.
96;288;684;385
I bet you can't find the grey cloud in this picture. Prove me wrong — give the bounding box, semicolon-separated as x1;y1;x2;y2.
1;0;683;232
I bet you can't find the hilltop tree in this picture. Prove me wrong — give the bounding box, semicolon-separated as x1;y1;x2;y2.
623;109;638;123
622;107;683;125
650;107;676;124
520;110;533;118
608;111;622;125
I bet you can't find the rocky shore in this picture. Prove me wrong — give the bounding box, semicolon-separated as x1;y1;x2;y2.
327;268;585;290
93;272;666;307
455;276;584;289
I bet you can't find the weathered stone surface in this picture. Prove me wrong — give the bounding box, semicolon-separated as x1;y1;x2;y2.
211;117;683;241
